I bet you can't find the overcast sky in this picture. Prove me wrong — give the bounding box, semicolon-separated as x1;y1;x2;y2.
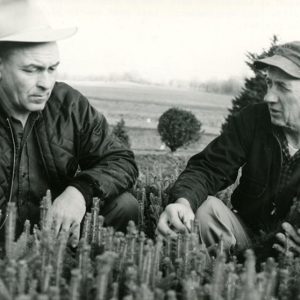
40;0;300;82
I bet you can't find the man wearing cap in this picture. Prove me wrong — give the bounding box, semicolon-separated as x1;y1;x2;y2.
0;0;139;245
157;41;300;254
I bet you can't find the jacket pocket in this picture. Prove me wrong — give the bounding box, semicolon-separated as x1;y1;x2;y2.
238;175;266;198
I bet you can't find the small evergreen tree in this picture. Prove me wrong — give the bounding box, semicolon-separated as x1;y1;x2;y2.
112;118;131;148
222;35;278;131
158;107;202;152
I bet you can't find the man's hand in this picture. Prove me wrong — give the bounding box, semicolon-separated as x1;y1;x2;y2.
273;222;300;255
157;198;195;238
49;186;86;247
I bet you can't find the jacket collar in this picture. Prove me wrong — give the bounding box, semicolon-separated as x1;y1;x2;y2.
257;102;273;134
0;86;13;119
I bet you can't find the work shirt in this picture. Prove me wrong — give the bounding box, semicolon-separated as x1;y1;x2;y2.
10;113;49;233
274;126;300;195
8;112;94;234
267;126;300;219
7;113;96;235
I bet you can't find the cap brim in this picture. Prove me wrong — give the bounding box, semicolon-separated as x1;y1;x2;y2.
254;54;300;79
0;27;77;42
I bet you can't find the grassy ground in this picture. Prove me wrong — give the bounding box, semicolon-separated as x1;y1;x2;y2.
135;152;189;178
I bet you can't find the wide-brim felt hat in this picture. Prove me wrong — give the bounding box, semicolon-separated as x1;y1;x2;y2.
0;0;77;43
255;41;300;79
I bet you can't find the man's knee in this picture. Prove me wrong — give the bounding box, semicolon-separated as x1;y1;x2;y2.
114;192;139;221
101;192;139;232
195;196;250;251
196;196;225;220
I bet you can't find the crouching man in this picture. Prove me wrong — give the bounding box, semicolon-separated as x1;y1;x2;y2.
0;0;139;245
158;41;300;255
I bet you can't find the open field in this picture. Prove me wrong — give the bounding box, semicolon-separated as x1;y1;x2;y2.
70;81;232;133
127;127;218;153
67;81;233;152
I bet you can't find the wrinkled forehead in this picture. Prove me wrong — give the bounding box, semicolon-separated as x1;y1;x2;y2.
1;43;60;69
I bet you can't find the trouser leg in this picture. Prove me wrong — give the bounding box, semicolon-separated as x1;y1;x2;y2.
100;192;139;233
196;196;251;251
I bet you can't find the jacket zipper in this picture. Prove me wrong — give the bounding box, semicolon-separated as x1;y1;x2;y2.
0;118;17;229
270;133;283;216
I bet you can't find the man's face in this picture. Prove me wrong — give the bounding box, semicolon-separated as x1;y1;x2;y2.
264;67;300;131
0;42;59;117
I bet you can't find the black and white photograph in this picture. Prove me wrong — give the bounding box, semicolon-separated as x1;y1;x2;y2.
0;0;300;299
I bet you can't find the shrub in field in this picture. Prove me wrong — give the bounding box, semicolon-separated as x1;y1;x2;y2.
158;107;202;152
112;118;130;148
222;35;278;132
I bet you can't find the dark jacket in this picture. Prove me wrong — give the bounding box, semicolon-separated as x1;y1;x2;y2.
170;103;292;231
0;82;138;217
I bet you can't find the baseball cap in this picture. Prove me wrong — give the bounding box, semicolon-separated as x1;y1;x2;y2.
254;41;300;79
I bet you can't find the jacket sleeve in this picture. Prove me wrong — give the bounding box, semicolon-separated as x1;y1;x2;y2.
70;93;138;205
169;105;258;212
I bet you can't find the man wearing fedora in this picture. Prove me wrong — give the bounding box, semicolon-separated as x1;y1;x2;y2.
0;0;139;245
157;41;300;255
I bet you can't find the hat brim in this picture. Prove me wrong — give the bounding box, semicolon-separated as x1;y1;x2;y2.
254;55;300;79
0;26;77;43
